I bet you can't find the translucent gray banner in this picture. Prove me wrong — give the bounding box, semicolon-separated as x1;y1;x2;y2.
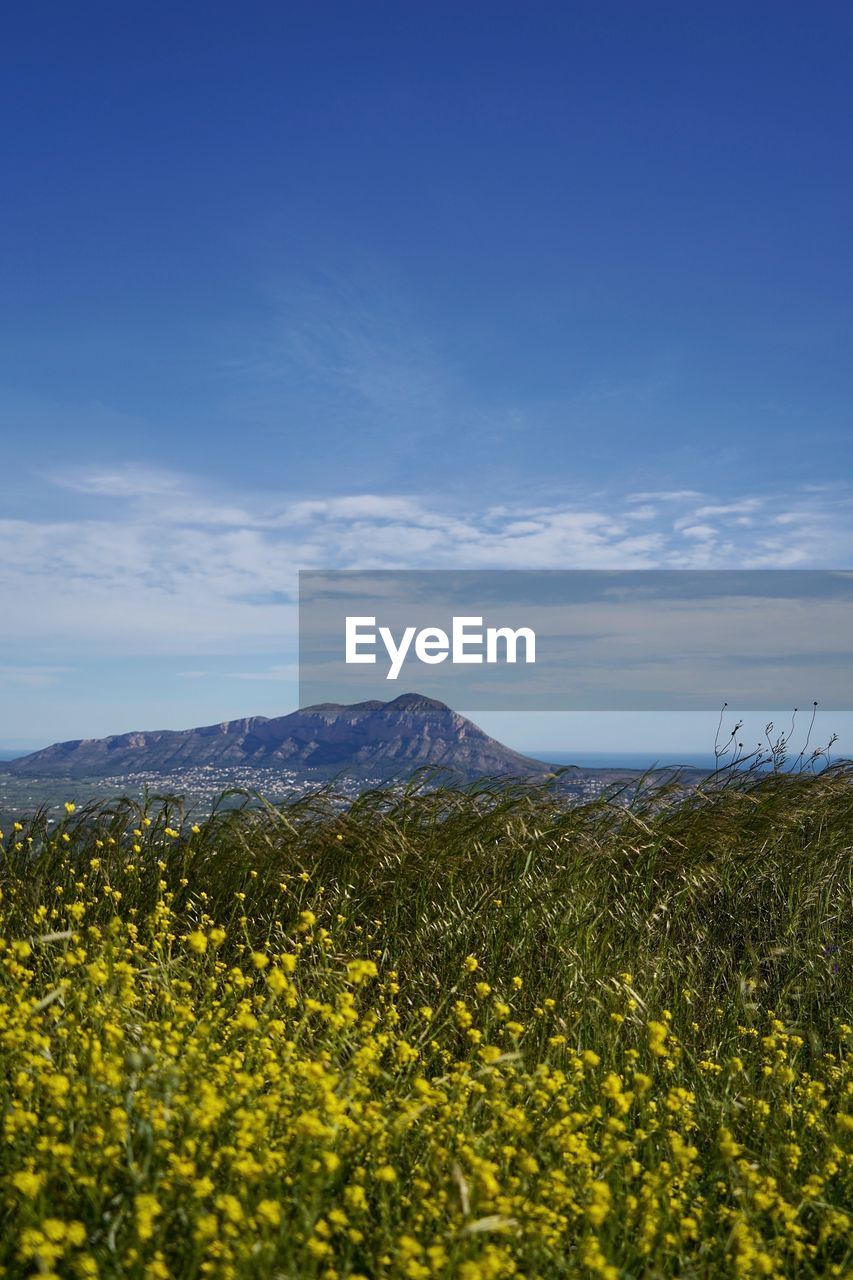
299;570;853;711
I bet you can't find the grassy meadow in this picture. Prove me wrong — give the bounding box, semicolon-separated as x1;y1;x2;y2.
1;768;851;1279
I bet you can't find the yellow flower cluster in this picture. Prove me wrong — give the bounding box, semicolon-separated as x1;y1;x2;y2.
0;844;851;1280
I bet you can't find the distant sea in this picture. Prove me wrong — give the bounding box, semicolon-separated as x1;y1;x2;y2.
0;749;30;761
534;751;718;771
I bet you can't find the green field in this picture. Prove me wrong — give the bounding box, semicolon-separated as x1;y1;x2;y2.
1;769;851;1279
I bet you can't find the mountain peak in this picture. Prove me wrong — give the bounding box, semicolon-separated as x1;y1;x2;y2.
386;692;453;710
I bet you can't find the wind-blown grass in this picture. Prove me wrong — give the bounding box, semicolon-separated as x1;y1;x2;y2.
1;768;851;1278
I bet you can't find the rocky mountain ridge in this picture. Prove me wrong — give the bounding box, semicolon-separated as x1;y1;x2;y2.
0;694;548;782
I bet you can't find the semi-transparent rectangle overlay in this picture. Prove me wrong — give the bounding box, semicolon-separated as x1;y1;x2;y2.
299;570;853;711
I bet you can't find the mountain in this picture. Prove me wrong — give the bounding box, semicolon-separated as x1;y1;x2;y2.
0;694;549;783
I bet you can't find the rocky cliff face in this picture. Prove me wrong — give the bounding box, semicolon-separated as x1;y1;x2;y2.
1;694;548;782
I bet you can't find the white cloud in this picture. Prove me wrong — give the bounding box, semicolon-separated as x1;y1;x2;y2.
680;524;717;541
0;469;851;662
690;500;764;519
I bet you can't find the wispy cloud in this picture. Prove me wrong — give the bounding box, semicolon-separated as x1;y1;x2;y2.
47;465;186;500
233;269;462;440
627;489;703;504
1;468;851;662
226;664;300;682
0;665;73;688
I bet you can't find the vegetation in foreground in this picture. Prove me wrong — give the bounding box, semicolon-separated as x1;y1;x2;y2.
0;769;851;1280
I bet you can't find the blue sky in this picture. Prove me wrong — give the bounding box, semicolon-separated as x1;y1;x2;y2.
1;2;852;755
